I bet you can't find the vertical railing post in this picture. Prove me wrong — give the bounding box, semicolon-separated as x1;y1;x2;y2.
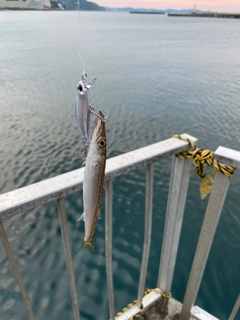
180;172;231;320
105;179;115;320
157;156;192;295
57;198;80;320
137;164;154;308
229;295;240;320
0;220;35;320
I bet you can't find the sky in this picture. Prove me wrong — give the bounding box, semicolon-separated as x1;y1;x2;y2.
94;0;240;12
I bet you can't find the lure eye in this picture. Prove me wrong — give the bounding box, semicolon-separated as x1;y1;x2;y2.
98;138;106;148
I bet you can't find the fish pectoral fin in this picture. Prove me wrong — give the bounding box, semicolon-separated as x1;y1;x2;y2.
97;211;101;220
77;212;85;222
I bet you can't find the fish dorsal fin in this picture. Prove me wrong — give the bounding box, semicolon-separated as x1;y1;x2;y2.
77;212;85;222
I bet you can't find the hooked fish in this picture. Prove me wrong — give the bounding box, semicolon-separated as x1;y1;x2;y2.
75;74;96;144
77;111;106;253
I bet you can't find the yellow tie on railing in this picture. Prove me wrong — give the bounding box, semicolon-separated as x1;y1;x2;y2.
173;134;236;199
115;288;171;319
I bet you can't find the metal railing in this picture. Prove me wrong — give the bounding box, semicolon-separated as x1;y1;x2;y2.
229;295;240;320
0;134;239;320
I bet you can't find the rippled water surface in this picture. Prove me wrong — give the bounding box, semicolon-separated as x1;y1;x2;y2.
0;11;240;320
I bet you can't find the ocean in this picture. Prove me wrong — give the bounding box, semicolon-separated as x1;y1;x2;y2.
0;11;240;320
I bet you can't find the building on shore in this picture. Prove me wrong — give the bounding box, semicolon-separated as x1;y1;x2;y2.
0;0;51;10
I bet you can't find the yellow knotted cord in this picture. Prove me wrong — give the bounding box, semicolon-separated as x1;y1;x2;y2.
115;288;171;319
173;135;236;199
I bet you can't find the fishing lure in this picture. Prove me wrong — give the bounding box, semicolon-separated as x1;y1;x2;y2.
74;71;97;144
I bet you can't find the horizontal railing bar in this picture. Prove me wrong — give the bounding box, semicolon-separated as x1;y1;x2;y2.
191;306;219;320
116;299;222;320
214;146;240;169
0;169;85;220
0;134;197;220
115;290;162;319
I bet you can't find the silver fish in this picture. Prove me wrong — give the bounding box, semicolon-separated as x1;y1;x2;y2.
77;111;106;253
75;76;96;144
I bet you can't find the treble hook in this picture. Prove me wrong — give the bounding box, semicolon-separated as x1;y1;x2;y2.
77;143;89;157
89;106;108;122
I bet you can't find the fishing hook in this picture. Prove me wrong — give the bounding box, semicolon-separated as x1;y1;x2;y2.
89;106;107;122
101;110;109;120
77;143;89;158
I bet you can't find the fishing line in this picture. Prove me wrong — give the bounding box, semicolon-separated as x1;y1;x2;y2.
77;0;86;73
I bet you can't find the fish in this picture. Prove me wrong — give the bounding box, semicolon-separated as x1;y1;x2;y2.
75;76;97;144
77;110;106;253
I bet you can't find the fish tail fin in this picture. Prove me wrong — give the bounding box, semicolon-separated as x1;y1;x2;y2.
87;239;94;254
77;239;94;254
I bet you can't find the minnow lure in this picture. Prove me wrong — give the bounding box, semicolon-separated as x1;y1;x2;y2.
77;111;106;253
74;72;97;144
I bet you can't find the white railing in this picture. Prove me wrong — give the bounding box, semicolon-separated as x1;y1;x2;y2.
0;134;239;320
228;295;240;320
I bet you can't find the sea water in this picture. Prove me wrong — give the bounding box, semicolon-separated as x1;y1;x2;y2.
0;11;240;320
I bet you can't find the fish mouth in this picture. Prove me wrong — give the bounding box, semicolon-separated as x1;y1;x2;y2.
97;111;104;121
91;111;106;143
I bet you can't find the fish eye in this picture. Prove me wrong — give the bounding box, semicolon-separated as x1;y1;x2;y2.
98;138;106;148
78;84;83;92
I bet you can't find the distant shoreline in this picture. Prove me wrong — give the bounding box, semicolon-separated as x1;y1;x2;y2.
129;11;165;15
168;12;240;19
1;9;239;17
